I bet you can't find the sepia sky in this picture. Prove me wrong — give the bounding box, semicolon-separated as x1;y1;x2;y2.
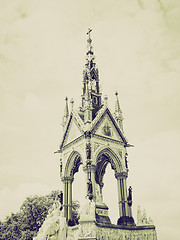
0;1;180;240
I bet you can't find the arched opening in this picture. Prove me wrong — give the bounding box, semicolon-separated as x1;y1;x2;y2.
64;151;82;177
63;151;83;225
95;148;122;193
94;148;122;224
72;164;86;214
103;163;119;224
94;147;134;226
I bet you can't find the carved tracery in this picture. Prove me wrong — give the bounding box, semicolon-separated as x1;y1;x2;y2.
64;151;82;178
95;149;120;189
70;155;82;176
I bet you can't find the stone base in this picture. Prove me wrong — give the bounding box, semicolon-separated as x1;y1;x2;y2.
117;216;136;226
66;222;157;240
35;200;157;240
95;203;111;225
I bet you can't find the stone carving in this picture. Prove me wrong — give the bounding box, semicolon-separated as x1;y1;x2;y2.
96;153;118;187
70;155;82;176
79;224;96;238
87;178;93;200
94;142;100;152
63;217;157;240
137;206;143;225
96;227;157;240
58;191;63;211
95;184;103;203
137;206;154;226
86;142;91;159
79;200;96;222
102;123;112;137
34;199;67;240
84;131;91;138
148;217;154;225
125;153;128;168
127;186;132;207
60;159;63;177
142;209;148;224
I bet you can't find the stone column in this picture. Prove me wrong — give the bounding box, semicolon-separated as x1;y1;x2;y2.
67;177;74;221
83;163;96;201
84;132;94;200
115;172;129;223
90;164;96;200
115;173;123;217
122;177;129;217
62;177;68;219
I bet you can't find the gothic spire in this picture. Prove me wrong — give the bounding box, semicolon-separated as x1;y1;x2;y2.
81;29;102;120
62;97;69;129
115;92;123;131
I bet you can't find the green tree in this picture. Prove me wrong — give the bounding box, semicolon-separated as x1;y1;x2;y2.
0;190;80;240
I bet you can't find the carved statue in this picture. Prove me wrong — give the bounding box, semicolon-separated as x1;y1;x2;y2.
85;131;91;138
86;143;91;159
128;186;132;201
103;123;111;136
87;178;93;200
96;184;103;203
137;206;142;225
58;191;63;210
125;153;128;168
87;179;93;194
60;159;62;176
34;199;67;240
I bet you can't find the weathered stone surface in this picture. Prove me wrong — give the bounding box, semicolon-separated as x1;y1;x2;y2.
33;200;67;240
66;222;157;240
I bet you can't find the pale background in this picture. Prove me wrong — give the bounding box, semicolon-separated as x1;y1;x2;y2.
0;1;180;240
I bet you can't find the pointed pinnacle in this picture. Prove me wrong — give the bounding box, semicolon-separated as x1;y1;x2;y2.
115;92;122;113
64;96;69;117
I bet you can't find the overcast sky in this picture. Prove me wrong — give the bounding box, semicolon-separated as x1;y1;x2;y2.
0;1;180;240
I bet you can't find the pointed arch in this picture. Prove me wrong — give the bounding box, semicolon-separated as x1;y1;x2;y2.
94;146;124;186
64;150;83;177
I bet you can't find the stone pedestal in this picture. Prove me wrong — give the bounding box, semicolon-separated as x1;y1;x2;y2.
66;222;157;240
66;200;157;240
95;203;111;225
34;200;157;240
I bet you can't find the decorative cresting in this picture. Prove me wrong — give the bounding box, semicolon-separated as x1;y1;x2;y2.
62;151;83;224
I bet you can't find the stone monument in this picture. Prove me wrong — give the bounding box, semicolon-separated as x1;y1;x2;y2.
35;29;157;240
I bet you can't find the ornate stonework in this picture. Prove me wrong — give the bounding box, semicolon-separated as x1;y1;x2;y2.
43;29;158;240
33;200;67;240
65;223;157;240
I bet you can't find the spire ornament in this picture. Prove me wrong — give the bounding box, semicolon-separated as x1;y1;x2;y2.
62;97;69;129
87;28;92;40
81;29;102;120
114;92;123;131
70;98;74;111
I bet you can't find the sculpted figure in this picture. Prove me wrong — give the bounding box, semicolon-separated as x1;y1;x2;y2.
87;178;93;195
137;206;142;225
86;143;91;159
125;153;128;168
96;185;103;203
60;159;62;174
58;191;63;210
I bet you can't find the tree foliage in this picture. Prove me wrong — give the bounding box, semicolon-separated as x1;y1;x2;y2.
0;190;79;240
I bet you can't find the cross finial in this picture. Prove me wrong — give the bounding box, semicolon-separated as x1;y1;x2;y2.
87;28;92;38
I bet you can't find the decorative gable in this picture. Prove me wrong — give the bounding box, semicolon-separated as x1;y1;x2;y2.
91;108;127;144
60;115;84;148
